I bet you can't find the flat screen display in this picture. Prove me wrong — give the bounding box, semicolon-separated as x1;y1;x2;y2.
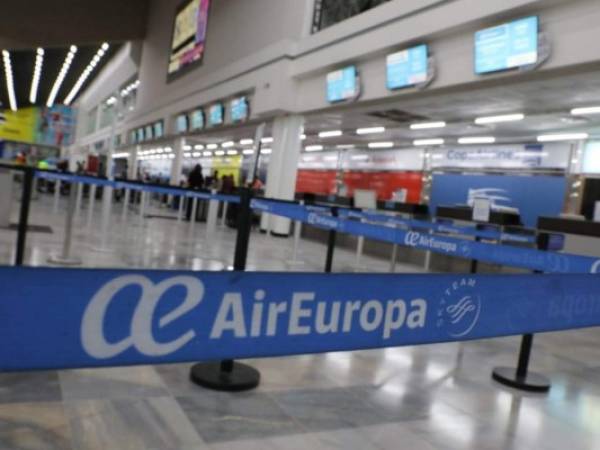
386;44;428;90
208;104;224;126
176;114;188;133
153;121;164;138
327;66;358;103
136;128;145;142
475;16;538;74
168;0;211;79
190;109;204;130
145;125;153;140
130;130;137;144
230;97;248;122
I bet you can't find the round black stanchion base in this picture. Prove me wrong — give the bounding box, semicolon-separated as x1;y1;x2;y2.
190;362;260;392
492;367;551;393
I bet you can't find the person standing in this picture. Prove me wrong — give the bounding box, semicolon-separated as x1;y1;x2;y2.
186;164;204;220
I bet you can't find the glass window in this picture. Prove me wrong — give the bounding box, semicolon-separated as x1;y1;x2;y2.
312;0;390;33
86;107;98;135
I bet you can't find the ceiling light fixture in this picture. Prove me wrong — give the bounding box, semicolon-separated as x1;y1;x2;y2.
194;144;204;150
206;144;218;150
537;133;589;142
261;148;272;155
305;145;324;152
47;45;78;107
368;142;394;149
474;113;525;124
571;106;600;116
242;149;255;155
410;121;446;130
221;141;235;148
458;136;496;144
261;137;273;144
414;138;445;146
300;134;307;140
226;150;238;156
336;144;355;149
215;150;225;156
29;48;44;104
2;50;17;111
203;151;212;157
356;126;385;135
318;130;342;138
240;139;253;145
183;145;192;151
64;43;111;106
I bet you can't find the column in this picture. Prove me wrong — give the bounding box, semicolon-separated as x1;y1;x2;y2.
170;137;185;186
261;115;304;236
128;145;140;179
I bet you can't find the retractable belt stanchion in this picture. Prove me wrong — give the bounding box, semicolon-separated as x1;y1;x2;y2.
288;200;305;266
190;187;261;391
15;168;34;266
53;180;61;213
188;198;198;234
87;184;97;230
121;188;130;222
74;182;83;221
492;232;551;393
48;177;82;266
324;207;338;273
177;195;184;222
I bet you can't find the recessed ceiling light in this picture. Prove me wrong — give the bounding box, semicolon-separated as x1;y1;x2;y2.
194;144;204;150
240;139;254;145
29;48;44;104
183;145;192;151
192;152;201;157
410;121;446;130
64;43;110;105
221;141;235;148
537;133;589;142
203;151;212;157
206;144;218;150
414;138;445;146
336;144;355;149
458;137;496;144
319;130;343;138
300;134;307;140
2;50;17;111
571;106;600;116
261;137;273;144
226;150;238;155
243;149;255;155
474;113;525;124
215;150;225;156
305;145;324;152
261;148;272;155
356;126;385;135
368;142;394;149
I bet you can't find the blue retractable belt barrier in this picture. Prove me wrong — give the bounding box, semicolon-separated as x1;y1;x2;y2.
35;171;240;204
251;199;600;274
0;267;599;371
338;208;535;244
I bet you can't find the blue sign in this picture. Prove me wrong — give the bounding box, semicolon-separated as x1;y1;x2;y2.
175;114;188;133
429;174;566;227
231;97;249;122
327;66;358;103
209;104;224;126
0;267;599;372
475;16;538;74
190;110;204;130
386;44;428;90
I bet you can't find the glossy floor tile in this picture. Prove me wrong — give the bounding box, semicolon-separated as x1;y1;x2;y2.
0;193;598;449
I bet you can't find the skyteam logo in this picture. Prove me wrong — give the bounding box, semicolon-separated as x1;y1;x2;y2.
437;278;481;338
468;188;514;212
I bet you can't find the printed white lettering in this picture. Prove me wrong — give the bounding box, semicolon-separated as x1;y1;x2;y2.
210;293;247;338
289;293;314;335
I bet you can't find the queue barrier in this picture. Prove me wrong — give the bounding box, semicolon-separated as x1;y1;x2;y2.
0;267;599;372
251;199;600;274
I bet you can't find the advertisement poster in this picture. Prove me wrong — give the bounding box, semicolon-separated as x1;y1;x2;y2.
429;174;567;227
168;0;211;77
0;106;75;147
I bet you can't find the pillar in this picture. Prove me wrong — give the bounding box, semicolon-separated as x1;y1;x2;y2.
261;115;304;236
128;145;140;180
170;138;185;186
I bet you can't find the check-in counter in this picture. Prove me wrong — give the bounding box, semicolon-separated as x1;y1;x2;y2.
430;206;535;274
537;217;600;258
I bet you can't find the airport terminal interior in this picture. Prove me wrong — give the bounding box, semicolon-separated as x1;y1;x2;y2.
0;0;600;448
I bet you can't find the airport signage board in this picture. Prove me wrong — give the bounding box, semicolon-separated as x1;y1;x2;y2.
386;44;428;90
176;114;188;133
326;66;359;103
208;104;224;126
190;109;205;130
145;125;153;140
230;97;249;122
475;16;538;74
429;173;567;227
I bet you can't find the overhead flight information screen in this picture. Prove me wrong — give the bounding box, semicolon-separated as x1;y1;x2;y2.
168;0;211;79
231;97;249;122
475;16;538;74
327;66;359;103
386;44;428;90
208;104;224;126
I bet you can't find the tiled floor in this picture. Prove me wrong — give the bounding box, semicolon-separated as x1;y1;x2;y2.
0;191;599;449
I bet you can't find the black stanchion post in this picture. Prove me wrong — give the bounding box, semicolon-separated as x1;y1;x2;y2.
189;187;261;391
491;233;551;393
324;207;338;273
15;168;34;266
